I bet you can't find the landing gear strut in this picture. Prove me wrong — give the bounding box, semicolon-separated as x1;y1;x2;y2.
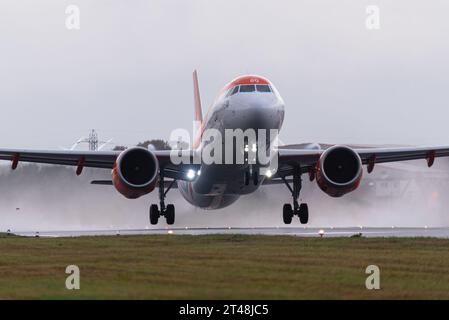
149;170;176;225
244;167;259;186
281;166;309;225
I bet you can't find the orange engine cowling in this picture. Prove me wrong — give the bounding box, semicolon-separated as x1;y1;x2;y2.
316;145;363;197
112;147;159;199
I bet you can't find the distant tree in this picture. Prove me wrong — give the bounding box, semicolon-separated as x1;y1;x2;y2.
137;139;171;150
172;140;190;150
111;139;171;151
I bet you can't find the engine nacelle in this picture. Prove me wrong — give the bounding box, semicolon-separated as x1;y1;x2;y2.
112;147;159;199
316;145;363;197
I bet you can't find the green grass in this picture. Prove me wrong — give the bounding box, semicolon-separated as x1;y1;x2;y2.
0;232;19;238
1;234;449;299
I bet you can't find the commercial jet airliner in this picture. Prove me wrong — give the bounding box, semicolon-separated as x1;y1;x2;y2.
1;71;449;225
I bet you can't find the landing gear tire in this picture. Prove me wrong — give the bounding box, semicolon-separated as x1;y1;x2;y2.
281;166;310;225
149;204;159;225
165;204;175;225
152;169;178;225
283;203;293;224
298;203;309;224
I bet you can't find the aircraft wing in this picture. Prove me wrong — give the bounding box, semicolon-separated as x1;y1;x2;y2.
2;145;449;179
0;148;120;169
276;145;449;177
0;147;202;182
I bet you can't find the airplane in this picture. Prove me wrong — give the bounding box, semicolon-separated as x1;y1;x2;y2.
1;70;449;225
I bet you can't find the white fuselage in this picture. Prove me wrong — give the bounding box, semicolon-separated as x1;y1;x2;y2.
178;76;285;209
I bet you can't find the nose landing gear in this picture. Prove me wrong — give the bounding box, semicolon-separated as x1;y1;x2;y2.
149;170;176;225
281;166;309;224
244;167;259;186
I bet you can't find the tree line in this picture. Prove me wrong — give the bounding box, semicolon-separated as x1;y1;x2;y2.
112;139;171;151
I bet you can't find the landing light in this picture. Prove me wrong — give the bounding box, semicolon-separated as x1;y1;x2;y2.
265;170;273;178
252;143;257;152
186;169;196;180
197;170;201;176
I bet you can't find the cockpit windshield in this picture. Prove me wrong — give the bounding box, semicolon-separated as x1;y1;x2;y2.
256;84;271;92
239;84;256;92
225;83;273;98
230;86;239;95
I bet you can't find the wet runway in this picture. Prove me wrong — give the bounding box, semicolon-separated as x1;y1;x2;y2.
11;226;449;238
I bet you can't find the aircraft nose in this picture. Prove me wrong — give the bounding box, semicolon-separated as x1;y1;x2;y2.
225;98;284;131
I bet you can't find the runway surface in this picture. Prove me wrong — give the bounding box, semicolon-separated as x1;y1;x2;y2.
10;227;449;238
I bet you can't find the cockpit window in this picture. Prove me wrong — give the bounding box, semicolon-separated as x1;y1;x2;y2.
225;86;240;97
256;84;271;92
239;84;256;92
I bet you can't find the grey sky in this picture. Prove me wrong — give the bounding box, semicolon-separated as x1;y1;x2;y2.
1;0;448;149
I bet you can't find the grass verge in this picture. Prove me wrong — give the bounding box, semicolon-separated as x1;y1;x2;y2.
1;234;448;299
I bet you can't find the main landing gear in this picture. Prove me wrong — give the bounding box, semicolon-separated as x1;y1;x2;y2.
149;170;176;225
281;167;309;225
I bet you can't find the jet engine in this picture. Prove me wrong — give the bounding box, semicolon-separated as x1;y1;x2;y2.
316;145;363;197
112;147;159;199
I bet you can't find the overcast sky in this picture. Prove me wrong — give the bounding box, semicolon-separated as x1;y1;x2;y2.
1;0;448;149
